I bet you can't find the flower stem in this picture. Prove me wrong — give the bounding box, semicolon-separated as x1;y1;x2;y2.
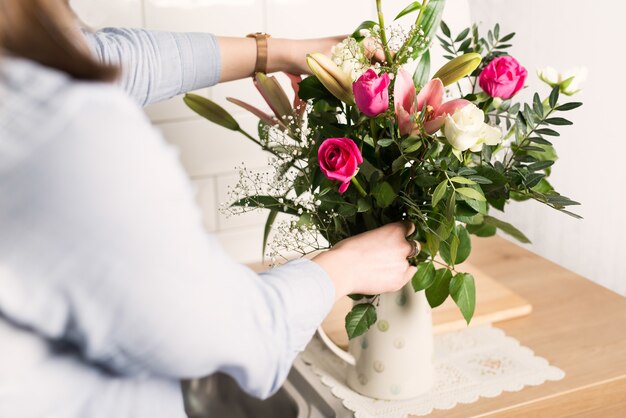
394;0;429;64
351;176;367;197
376;0;394;65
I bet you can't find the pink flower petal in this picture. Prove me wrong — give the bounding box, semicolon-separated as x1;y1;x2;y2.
416;78;444;112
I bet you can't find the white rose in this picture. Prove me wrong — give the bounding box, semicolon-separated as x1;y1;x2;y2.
443;104;502;152
536;66;587;96
537;66;560;86
560;67;588;95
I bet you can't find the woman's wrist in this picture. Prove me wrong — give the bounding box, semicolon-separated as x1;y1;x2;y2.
312;248;354;302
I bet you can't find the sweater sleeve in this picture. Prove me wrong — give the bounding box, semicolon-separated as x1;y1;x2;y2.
83;28;221;106
0;84;334;401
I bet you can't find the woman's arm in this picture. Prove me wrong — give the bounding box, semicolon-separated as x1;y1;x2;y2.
84;28;341;105
0;85;415;402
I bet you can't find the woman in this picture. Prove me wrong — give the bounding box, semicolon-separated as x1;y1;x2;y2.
0;1;418;416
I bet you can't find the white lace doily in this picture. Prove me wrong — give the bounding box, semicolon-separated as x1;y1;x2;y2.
301;325;565;417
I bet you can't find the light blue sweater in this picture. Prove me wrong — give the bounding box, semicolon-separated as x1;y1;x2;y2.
0;29;334;417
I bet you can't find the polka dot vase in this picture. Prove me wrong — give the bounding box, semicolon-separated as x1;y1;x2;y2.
340;283;434;400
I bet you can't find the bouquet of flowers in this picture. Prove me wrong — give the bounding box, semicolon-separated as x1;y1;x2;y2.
184;0;582;339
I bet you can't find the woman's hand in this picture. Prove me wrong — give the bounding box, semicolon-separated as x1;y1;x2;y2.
313;222;418;301
268;37;345;75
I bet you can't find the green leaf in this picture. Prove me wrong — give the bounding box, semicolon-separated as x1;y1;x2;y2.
377;138;394;147
351;20;378;41
440;225;472;265
528;160;555;171
184;94;240;131
413;50;431;88
348;293;374;301
499;32;516;42
426;268;453;308
544;117;573;126
549;86;560;108
403;138;423;153
467;175;493;184
262;210;278;260
412;261;436;291
414;0;445;57
533;93;544;118
455;27;470;42
467;222;497;237
345;303;377;339
372;182;397;208
556;102;582;111
535;128;560;137
357;198;371;213
392;156;410;174
440;20;451;37
232;195;298;215
298;76;341;107
483;215;531;243
432;180;448;207
456;187;486;201
450;273;476;324
395;1;422;20
450;176;477;185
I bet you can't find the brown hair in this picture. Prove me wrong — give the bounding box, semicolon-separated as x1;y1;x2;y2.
0;0;118;81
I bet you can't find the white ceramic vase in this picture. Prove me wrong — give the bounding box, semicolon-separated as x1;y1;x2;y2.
319;283;434;400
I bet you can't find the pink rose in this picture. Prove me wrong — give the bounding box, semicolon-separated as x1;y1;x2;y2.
353;69;390;117
478;56;528;99
318;137;363;194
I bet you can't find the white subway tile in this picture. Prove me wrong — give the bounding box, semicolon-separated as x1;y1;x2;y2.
70;0;143;28
144;89;211;123
215;225;266;264
144;0;265;35
266;0;372;38
156;115;270;177
194;177;219;232
211;79;269;117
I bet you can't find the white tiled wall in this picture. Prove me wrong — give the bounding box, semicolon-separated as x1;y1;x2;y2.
68;0;475;265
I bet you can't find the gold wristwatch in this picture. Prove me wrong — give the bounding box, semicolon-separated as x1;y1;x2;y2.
246;32;271;74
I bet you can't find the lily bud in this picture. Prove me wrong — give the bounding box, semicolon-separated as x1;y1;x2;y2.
432;53;482;87
306;52;355;105
254;73;293;119
184;93;240;131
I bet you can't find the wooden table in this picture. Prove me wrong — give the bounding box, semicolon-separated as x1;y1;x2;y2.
325;236;626;417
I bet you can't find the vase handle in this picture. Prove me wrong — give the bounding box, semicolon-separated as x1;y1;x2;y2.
316;326;356;366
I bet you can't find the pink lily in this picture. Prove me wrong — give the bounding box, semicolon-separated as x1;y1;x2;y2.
394;68;470;136
283;73;307;119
